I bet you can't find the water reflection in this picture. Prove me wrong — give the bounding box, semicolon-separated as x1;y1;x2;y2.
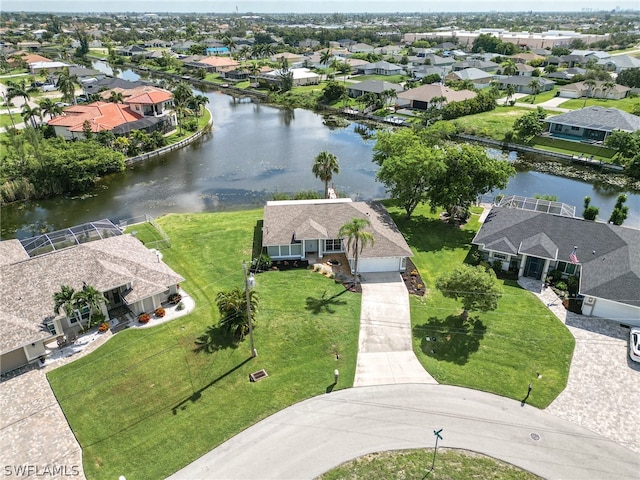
1;70;638;239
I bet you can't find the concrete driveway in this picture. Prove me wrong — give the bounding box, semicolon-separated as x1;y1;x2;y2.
518;278;640;454
354;272;437;387
167;384;639;480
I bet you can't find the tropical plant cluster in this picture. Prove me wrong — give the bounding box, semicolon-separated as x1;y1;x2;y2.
1;129;126;204
53;284;107;331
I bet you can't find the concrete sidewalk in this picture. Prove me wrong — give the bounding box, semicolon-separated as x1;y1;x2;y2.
167;384;639;480
353;272;437;387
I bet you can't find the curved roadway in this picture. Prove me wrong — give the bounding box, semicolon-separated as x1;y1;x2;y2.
168;384;638;480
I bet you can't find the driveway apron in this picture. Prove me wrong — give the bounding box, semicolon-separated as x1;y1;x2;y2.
353;272;437;387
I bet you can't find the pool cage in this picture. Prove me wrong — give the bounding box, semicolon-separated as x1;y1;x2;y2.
495;195;576;218
19;219;123;258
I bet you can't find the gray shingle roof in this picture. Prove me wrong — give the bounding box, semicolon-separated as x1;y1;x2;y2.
546;106;640;133
347;80;404;94
0;235;184;354
473;207;640;307
263;200;413;260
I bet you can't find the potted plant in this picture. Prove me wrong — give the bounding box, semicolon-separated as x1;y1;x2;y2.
138;313;151;324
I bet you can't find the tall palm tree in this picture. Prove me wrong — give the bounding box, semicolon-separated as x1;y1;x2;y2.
21;104;41;128
601;81;615;100
504;84;516;105
248;61;261;86
312;151;340;198
337;60;351;84
527;78;542;104
582;79;597;107
189;94;209;118
6;79;37;105
53;285;78;323
320;49;332;81
73;285;107;330
338;218;375;285
56;67;79;105
216;286;258;341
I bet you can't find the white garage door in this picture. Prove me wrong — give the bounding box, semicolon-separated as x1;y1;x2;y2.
592;299;640;327
358;257;400;273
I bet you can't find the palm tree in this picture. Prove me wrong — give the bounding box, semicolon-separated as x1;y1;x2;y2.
248;61;261;86
527;78;542;104
38;98;62;120
53;285;78;323
173;103;193;135
6;79;37;105
504;84;516;105
21;104;41;128
320;49;332;81
189;94;209;118
337;61;351;84
312;151;340;198
216;286;258;341
601;81;615;100
501;60;518;76
338;218;375;285
582;79;597;107
56;67;79;104
73;285;107;330
108;91;124;103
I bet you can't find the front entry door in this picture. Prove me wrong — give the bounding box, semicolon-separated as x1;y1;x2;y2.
524;257;544;280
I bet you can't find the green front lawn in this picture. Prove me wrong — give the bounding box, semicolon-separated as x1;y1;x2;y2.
385;201;574;409
558;96;640;113
451;106;533;140
518;88;559;104
48;210;361;480
348;74;408;84
0;112;21;128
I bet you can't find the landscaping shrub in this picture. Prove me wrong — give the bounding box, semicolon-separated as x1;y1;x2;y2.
176;301;185;311
168;293;182;304
555;281;568;291
566;275;580;296
138;313;151;324
154;307;166;318
98;322;110;332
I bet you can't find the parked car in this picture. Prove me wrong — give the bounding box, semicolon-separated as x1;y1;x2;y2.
31;81;45;87
55;102;70;107
630;328;640;363
42;84;57;92
76;95;89;103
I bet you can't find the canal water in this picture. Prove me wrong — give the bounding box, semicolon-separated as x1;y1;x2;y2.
1;66;638;239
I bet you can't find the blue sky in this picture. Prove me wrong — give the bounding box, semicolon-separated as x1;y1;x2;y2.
2;0;638;13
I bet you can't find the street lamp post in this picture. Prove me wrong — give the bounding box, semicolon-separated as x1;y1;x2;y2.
242;260;257;358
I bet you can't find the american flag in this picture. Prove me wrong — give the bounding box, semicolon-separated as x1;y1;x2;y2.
569;247;579;264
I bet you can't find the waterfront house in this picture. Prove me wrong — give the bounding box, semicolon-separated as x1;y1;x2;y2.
262;199;413;274
397;84;477;110
545;106;640;143
472;201;640;326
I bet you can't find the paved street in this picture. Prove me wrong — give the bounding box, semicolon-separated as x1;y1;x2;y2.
168;384;639;480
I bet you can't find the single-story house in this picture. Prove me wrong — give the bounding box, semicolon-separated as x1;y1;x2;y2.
557;81;630;100
349;42;375;53
452;59;499;72
347;80;404;98
355;61;404;76
397;84;477;110
545;106;640;143
189;55;239;72
261;68;320;87
0;231;184;374
116;45;149;57
493;76;555;94
262;199;413;274
29;61;69;75
597;55;640;73
509;52;546;64
515;63;536;76
271;52;304;67
445;68;494;88
546;67;586;81
472;204;640;326
410;65;448;81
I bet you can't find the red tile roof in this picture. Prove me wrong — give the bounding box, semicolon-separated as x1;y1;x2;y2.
125;89;173;105
48;101;142;132
197;56;239;67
